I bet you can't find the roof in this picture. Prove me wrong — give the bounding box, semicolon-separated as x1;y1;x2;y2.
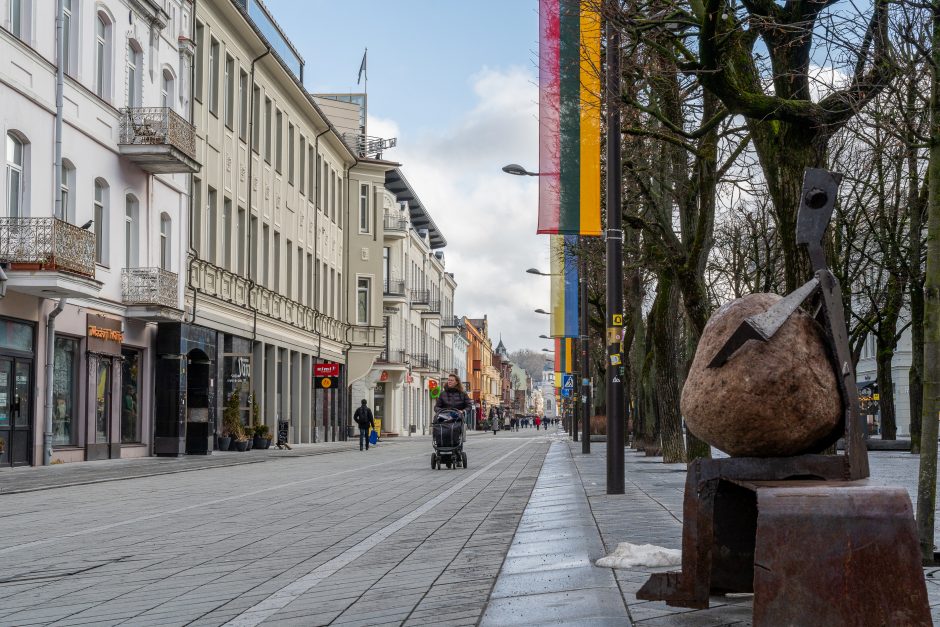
385;169;447;248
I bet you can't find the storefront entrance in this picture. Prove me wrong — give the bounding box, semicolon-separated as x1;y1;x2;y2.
0;357;32;466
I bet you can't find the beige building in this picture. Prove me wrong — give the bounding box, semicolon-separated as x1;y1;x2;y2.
166;0;389;452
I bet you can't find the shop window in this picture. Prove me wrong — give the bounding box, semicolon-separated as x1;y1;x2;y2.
0;319;32;352
95;360;110;443
121;349;140;443
52;336;78;446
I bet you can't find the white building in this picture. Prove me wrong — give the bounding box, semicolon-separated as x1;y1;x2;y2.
0;0;198;466
856;325;913;438
354;168;460;436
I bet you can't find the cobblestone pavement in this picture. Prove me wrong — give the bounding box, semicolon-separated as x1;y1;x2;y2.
0;430;550;626
567;441;940;626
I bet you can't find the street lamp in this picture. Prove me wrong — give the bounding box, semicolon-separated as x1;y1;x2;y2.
539;334;551;339
502;163;539;177
526;267;553;276
534;308;550;315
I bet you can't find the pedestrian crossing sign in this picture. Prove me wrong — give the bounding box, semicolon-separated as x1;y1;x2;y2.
561;374;574;398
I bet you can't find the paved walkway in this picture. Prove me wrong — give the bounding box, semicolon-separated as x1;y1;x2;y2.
0;430;549;626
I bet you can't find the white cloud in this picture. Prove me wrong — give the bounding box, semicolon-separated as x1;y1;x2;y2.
371;66;549;353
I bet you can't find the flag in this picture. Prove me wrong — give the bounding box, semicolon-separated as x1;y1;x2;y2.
554;337;575;388
357;49;367;85
549;234;579;338
538;0;601;236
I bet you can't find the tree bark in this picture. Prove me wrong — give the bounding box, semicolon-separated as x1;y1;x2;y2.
916;0;940;562
650;276;686;463
876;274;905;439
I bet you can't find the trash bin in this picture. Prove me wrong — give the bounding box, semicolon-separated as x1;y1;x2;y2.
346;425;355;438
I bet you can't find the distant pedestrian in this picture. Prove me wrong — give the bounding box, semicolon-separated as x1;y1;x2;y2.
536;416;542;431
353;399;375;451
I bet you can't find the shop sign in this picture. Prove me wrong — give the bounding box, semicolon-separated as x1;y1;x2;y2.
379;371;389;382
87;314;122;356
315;376;338;389
314;363;340;378
407;374;414;384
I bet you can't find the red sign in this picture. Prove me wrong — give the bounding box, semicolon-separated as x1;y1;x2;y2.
379;371;389;382
314;363;339;378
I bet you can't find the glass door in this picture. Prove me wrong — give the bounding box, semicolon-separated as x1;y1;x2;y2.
95;359;111;443
0;358;32;466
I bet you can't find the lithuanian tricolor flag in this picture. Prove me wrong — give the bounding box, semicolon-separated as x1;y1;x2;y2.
554;337;575;388
538;0;602;236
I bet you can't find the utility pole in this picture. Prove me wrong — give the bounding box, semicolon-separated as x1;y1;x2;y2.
581;241;591;453
605;11;625;494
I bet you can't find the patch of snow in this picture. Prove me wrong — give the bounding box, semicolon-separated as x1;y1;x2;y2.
596;543;682;569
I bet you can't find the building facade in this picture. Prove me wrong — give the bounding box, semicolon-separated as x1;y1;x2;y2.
465;316;498;423
360;168;459;436
0;0;198;466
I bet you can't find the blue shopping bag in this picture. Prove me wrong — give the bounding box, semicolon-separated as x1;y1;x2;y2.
369;429;378;446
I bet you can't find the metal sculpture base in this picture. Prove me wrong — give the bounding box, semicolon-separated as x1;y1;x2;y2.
637;457;931;625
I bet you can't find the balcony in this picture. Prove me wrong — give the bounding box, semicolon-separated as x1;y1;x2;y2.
347;325;386;349
119;107;201;174
383;277;407;305
410;289;430;311
421;299;442;319
410;353;432;371
0;217;100;297
441;316;461;335
383;212;408;239
342;133;397;159
377;349;408;370
122;267;182;321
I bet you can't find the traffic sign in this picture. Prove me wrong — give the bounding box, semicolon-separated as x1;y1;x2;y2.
561;374;574;398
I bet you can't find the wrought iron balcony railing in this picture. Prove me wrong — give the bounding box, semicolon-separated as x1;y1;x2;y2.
383;212;408;232
442;315;462;329
347;325;386;348
410;289;430;305
342;133;397;159
0;217;95;277
122;267;179;308
384;277;406;296
426;300;441;314
119;107;198;161
378;349;407;364
410;353;430;369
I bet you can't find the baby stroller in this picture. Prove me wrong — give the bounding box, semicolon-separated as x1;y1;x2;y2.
431;409;468;470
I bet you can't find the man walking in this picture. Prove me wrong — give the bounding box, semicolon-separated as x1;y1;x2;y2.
353;399;375;451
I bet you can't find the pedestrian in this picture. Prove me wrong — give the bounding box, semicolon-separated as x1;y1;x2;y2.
353;399;375;451
435;374;471;413
536;415;542;431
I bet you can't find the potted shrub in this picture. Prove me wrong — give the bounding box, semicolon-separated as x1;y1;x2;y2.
220;389;243;452
253;423;270;450
234;433;249;452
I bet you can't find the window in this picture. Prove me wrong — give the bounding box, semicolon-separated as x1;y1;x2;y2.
192;177;202;254
299;137;305;195
237;207;246;275
264;98;272;163
125;195;139;268
317;155;323;208
338;176;344;229
250;215;258;280
93;179;108;264
239;70;249;140
9;0;28;41
208;37;219;115
222;197;232;269
307;146;314;199
252;84;261;152
297;246;304;303
59;160;75;222
121;349;141;443
52;336;79;446
286;239;292;299
224;54;234;129
127;41;141;107
288;124;294;185
95;12;112;100
162;69;174;109
6;133;25;218
274;232;281;291
160;213;171;270
359;184;370;233
306;253;313;306
62;0;75;74
207;187;217;263
262;224;270;286
194;21;204;101
330;171;336;221
275;110;283;173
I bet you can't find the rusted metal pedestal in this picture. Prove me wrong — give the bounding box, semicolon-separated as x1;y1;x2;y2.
637;457;931;625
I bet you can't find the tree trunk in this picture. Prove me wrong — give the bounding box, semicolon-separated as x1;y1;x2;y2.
650;276;686;463
916;3;940;562
876;274;905;440
909;143;926;453
749;120;826;292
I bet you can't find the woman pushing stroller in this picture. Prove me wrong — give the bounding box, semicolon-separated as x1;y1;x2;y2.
435;374;471;414
431;374;471;470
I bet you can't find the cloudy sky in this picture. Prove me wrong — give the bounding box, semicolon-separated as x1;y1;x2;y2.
265;0;551;354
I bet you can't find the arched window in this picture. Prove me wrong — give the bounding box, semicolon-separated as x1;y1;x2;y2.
125;194;139;268
60;159;75;222
160;213;171;270
5;132;27;218
127;39;142;108
94;179;109;264
162;68;175;110
95;11;112;101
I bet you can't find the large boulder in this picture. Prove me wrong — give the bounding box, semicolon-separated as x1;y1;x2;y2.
682;293;841;457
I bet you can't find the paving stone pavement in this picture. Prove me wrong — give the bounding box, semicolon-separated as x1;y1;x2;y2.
566;440;940;626
0;429;550;626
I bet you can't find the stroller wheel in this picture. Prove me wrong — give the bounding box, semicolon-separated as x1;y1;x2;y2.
431;453;437;470
462;451;468;469
446;458;453;469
